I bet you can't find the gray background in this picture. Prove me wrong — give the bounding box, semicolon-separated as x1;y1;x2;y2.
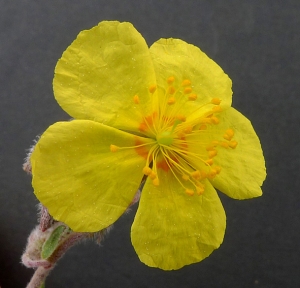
1;0;299;287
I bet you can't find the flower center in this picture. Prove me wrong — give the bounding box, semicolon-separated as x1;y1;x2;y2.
156;131;173;146
110;76;238;196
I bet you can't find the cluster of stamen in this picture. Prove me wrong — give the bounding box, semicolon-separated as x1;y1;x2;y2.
110;76;238;196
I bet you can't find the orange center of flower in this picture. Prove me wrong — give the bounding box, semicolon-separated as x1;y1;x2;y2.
110;76;237;196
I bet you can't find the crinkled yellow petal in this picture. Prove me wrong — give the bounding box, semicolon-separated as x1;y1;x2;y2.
209;108;266;199
131;172;226;270
31;120;149;232
53;21;156;132
149;38;232;120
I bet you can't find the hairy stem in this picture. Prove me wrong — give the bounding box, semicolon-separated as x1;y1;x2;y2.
26;266;51;288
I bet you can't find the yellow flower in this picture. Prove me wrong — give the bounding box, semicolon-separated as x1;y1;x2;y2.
31;21;266;270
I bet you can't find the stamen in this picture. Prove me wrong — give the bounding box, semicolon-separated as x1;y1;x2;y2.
208;169;217;178
184;87;192;94
143;166;152;175
208;150;218;158
206;141;218;151
149;84;157;93
133;95;140;104
211;98;221;105
176;115;186;122
149;171;157;180
128;75;234;195
152;178;160;186
167;97;176;105
191;170;201;180
223;129;234;140
167;76;175;84
229;140;238;149
168;86;176;94
188;93;197;101
182;174;190;181
212;105;222;113
215;166;221;174
220;141;229;148
110;145;119;152
182;79;191;86
185;189;195;196
196;185;204;195
211;116;220;124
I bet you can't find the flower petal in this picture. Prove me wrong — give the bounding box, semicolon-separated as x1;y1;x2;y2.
53;21;156;132
210;108;266;199
149;38;232;120
31;120;149;232
131;172;226;270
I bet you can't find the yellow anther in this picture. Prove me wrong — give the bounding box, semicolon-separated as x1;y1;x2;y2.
177;131;185;138
196;186;204;195
167;76;175;84
182;79;191;86
142;166;152;175
149;171;157;180
191;170;201;180
199;124;207;130
220;141;229;148
211;116;220;124
184;126;193;134
202;117;213;124
188;93;197;101
208;149;218;158
110;145;119;152
182;174;190;181
211;98;221;105
223;129;234;140
184;87;192;94
206;141;218;151
225;129;234;137
200;170;207;179
167;96;176;105
168;86;176;94
152;178;160;186
228;140;238;149
176;115;186;122
133;95;140;104
223;134;231;141
215;166;222;174
212;105;222;113
185;189;195;196
149;84;157;93
208;169;217;178
206;159;214;166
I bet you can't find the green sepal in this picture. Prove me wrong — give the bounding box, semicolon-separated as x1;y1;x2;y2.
41;225;66;259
